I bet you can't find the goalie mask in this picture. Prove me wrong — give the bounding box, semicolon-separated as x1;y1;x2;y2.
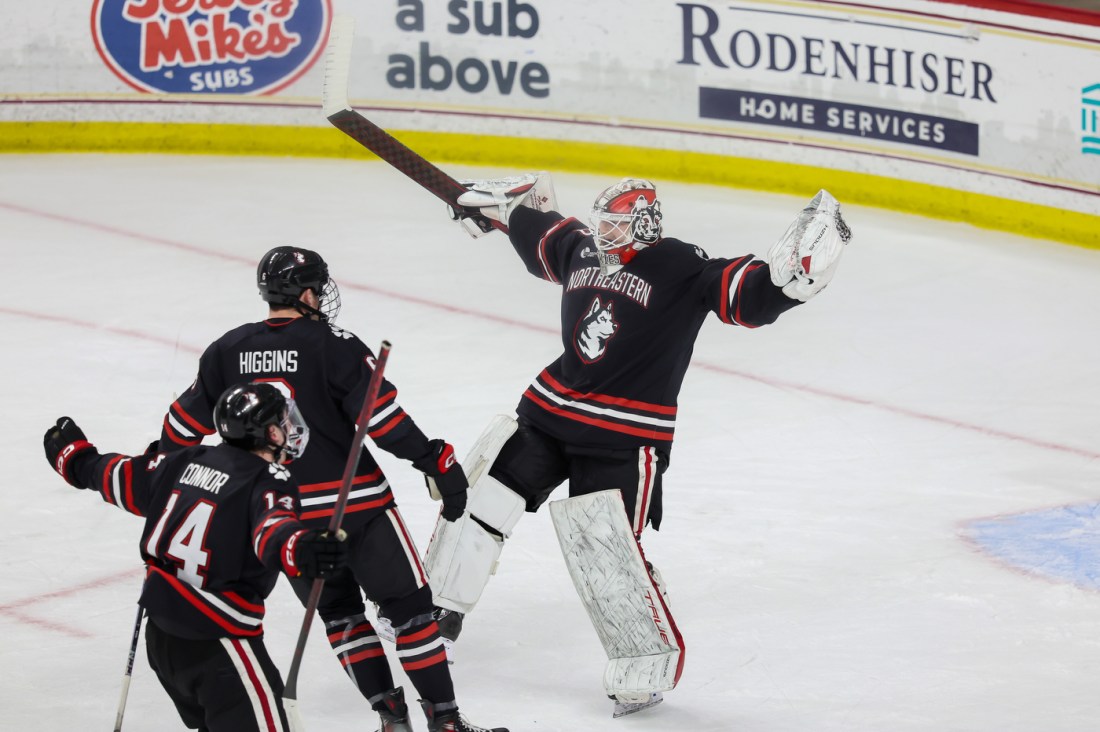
257;246;342;323
214;382;309;462
589;178;663;275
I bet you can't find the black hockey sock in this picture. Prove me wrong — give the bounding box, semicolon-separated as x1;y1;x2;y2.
324;613;395;699
395;613;455;705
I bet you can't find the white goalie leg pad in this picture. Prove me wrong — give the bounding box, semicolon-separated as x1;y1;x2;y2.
460;415;518;490
550;490;685;700
424;416;526;615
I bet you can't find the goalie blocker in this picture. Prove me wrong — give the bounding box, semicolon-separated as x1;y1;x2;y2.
450;172;558;238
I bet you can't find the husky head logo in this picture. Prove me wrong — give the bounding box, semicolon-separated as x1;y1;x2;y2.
574;296;619;363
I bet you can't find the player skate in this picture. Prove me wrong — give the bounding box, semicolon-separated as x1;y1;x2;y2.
374;687;414;732
421;701;508;732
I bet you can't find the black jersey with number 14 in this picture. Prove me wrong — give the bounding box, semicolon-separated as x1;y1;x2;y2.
69;443;310;640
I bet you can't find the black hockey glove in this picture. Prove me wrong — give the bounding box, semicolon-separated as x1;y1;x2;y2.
287;529;348;580
43;417;96;488
412;439;469;522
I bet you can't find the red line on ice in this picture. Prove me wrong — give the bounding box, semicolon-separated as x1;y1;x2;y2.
0;568;140;638
5;200;1098;467
0;306;203;354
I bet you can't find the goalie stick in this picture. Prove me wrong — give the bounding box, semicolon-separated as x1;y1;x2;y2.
321;16;503;235
283;340;392;732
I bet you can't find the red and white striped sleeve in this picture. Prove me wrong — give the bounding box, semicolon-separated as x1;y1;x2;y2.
702;255;801;328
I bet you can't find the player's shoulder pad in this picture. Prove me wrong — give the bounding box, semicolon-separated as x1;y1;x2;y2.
267;462;292;483
324;321;362;343
217;321;270;352
143;451;169;473
513;207;580;239
147;444;204;474
658;237;709;260
548;217;593;249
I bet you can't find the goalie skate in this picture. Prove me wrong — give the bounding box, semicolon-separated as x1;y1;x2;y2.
611;691;664;718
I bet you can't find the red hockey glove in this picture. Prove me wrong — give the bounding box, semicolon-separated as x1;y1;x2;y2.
43;417;96;488
283;529;348;579
413;439;468;522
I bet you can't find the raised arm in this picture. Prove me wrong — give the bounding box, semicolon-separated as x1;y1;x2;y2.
701;189;852;327
43;416;156;517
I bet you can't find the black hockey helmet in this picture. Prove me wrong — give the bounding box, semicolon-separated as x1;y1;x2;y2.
214;382;309;460
257;246;342;322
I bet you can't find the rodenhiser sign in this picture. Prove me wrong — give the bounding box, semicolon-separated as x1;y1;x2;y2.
348;0;1097;213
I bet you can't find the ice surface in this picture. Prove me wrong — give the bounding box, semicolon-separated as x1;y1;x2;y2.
3;154;1100;731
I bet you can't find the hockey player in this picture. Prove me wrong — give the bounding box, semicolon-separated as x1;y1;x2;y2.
429;175;851;713
42;382;348;732
157;246;505;732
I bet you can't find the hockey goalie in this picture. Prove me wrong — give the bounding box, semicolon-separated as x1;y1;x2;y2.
320;15;852;721
421;175;851;716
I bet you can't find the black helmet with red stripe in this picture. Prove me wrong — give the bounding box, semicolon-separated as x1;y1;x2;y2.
214;382;309;461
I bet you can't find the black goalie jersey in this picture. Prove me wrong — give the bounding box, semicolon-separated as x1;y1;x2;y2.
159;317;433;531
68;443;307;640
507;206;800;450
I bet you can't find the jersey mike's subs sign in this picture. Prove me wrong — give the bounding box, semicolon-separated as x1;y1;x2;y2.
91;0;331;94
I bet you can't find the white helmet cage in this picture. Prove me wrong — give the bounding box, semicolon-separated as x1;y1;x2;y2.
279;397;310;460
589;178;664;257
318;278;342;323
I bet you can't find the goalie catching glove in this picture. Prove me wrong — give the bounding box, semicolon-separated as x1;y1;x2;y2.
767;189;852;302
413;439;469;522
449;171;558;237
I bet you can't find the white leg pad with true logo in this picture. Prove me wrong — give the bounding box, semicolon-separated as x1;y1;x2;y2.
549;490;684;701
424;415;525;615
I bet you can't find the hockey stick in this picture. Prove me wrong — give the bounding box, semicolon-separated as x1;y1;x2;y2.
283;340;392;732
321;16;504;235
112;602;144;731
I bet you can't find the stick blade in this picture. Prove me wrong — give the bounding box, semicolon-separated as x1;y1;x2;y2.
285;696;306;732
322;15;355;118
